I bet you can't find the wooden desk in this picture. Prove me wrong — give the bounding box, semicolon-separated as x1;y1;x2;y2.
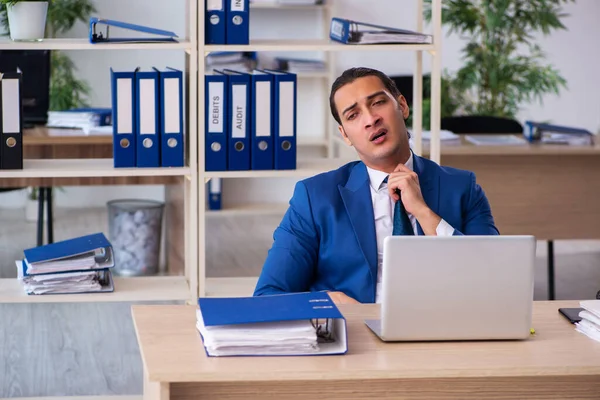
132;301;600;400
429;137;600;240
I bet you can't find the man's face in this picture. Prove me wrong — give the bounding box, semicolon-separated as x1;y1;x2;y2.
334;75;410;165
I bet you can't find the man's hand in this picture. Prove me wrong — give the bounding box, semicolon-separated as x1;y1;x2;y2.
387;163;441;235
327;291;360;304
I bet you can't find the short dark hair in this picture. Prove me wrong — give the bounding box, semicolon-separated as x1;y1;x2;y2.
329;67;402;125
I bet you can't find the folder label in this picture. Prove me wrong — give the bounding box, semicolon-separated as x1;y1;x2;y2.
255;81;271;137
2;79;20;133
116;78;133;134
164;78;180;133
331;19;344;38
279;81;294;137
231;0;245;12
231;85;246;139
208;82;224;134
139;79;156;135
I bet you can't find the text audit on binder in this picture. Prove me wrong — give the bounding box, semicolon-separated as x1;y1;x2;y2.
16;232;115;295
196;292;348;357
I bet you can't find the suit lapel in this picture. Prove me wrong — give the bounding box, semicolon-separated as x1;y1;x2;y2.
338;162;378;284
413;154;440;235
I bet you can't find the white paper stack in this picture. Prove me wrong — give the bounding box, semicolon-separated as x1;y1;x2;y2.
195;309;318;356
575;300;600;342
16;265;111;295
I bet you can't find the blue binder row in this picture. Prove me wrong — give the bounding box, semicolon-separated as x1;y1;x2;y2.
111;67;184;168
205;69;297;171
205;0;249;45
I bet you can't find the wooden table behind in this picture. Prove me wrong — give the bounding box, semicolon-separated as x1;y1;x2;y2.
132;301;600;400
425;137;600;239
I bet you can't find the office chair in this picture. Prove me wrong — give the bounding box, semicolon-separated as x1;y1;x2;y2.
440;115;523;134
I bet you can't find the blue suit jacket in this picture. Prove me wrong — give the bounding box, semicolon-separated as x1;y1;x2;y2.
253;154;499;303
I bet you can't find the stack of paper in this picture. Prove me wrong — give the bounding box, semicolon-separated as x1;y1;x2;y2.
196;292;348;357
46;108;111;131
197;310;318;356
15;233;115;295
575;300;600;342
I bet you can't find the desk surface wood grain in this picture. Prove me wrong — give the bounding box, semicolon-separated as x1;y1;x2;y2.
132;300;600;384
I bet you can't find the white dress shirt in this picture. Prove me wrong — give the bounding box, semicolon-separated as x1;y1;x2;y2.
366;152;455;303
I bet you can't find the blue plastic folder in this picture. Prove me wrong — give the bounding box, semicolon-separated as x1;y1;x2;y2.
89;18;178;43
196;292;348;357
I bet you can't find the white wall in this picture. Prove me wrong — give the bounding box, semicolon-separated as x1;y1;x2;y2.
1;0;598;209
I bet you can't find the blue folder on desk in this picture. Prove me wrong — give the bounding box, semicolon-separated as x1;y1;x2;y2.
89;17;178;43
523;121;594;145
196;292;348;357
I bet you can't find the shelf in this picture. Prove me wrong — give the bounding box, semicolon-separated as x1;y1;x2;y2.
0;276;191;303
204;277;259;297
250;2;330;10
0;38;193;51
205;39;435;53
203;156;356;178
0;159;191;179
206;203;287;217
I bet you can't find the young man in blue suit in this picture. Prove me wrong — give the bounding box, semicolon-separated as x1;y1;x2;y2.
254;67;499;304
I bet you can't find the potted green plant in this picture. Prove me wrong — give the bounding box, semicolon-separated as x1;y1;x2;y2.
1;0;96;110
424;0;572;120
0;0;48;41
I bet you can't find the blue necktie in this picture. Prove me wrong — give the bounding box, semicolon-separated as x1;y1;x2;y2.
383;176;414;236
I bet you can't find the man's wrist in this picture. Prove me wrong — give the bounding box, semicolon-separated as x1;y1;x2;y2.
414;207;441;235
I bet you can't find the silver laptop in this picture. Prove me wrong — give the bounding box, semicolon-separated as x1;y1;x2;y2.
365;235;535;341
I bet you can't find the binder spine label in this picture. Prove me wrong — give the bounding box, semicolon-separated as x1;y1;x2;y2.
164;78;180;134
255;81;271;137
279;81;294;137
139;79;156;135
231;0;245;11
208;82;224;133
2;79;20;133
116;78;133;134
231;85;246;139
207;0;223;10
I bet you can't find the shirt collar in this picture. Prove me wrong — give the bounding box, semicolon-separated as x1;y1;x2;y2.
366;152;414;191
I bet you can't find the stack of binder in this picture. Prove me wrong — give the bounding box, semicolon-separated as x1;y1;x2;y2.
523;121;595;146
111;66;184;168
196;292;348;356
329;18;433;45
0;70;24;170
15;233;115;295
205;0;250;45
205;69;297;171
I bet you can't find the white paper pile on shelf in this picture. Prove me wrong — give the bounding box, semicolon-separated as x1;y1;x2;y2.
274;57;326;74
195;309;319;356
575;300;600;342
277;0;323;4
46;108;112;132
15;233;115;295
206;52;257;73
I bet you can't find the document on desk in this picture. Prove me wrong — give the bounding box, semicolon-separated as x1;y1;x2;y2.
464;134;527;146
575;300;600;343
196;292;348;356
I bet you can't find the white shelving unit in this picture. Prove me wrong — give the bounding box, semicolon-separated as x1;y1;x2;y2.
0;0;199;304
198;0;442;297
